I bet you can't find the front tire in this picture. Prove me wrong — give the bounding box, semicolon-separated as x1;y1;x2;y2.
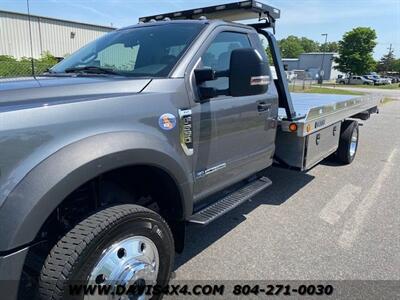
39;205;174;300
336;120;359;164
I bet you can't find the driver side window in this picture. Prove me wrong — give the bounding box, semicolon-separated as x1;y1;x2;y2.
201;31;251;91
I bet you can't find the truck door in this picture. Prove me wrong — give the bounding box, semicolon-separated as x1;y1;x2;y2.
187;27;278;202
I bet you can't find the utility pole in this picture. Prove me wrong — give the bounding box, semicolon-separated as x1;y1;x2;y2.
386;44;393;74
319;33;328;85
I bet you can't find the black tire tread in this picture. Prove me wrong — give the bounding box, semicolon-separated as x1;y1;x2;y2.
337;120;358;164
39;204;171;300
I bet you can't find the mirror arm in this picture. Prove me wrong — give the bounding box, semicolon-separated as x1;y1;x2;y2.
215;70;229;78
194;68;216;84
195;68;230;102
216;88;229;96
198;86;216;102
198;87;229;102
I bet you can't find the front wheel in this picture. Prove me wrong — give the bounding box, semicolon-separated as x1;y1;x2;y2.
39;205;174;300
336;120;359;164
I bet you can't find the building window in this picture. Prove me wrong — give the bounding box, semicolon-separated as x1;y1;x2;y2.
70;32;76;39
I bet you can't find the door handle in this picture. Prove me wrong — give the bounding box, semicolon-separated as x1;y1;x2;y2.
257;102;271;112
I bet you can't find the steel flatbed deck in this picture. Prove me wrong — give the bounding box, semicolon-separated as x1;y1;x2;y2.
278;92;380;137
275;92;380;170
140;1;381;172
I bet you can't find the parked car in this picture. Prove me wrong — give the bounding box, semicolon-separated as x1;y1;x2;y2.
285;70;297;82
386;73;400;83
381;77;392;84
364;75;386;85
337;75;373;85
350;75;374;85
336;75;347;84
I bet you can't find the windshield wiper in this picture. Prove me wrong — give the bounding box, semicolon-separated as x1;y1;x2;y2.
64;66;118;75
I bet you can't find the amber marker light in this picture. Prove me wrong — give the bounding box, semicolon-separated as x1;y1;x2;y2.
289;123;298;132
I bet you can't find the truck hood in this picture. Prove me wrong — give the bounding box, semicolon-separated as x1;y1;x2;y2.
0;76;151;108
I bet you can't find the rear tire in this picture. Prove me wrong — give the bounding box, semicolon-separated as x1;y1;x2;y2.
336;120;359;164
39;204;174;300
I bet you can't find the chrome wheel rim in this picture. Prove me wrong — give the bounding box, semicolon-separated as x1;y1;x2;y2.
85;236;159;300
349;128;358;157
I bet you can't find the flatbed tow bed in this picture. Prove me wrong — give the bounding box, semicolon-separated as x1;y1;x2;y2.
0;2;383;298
276;92;380;170
141;1;380;225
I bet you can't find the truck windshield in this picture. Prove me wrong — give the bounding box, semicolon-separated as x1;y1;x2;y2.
50;23;205;77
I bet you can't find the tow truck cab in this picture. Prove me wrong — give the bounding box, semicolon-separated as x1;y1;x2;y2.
0;2;379;299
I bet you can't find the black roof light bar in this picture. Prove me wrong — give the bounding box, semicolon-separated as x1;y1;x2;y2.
139;1;280;30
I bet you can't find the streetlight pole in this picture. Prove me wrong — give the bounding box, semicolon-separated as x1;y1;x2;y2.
319;33;328;85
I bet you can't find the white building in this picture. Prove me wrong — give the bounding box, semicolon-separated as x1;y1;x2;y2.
282;53;344;80
0;10;115;59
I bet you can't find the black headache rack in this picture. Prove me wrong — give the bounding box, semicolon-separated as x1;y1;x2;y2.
139;1;280;29
139;1;297;120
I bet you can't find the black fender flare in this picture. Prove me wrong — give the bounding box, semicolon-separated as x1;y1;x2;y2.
0;131;193;253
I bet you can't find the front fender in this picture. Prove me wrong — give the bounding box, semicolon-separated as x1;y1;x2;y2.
0;131;193;253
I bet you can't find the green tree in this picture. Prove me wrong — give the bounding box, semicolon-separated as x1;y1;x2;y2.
262;36;340;63
334;27;377;75
0;55;32;77
279;35;304;58
320;41;339;53
0;52;59;78
393;59;400;73
0;55;17;62
376;47;396;73
277;36;325;58
265;47;274;65
38;51;58;65
299;37;320;53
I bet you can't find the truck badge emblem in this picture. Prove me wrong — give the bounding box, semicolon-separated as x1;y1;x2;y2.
159;113;176;130
178;109;193;156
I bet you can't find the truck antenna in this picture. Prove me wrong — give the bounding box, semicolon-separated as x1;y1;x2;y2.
26;0;36;79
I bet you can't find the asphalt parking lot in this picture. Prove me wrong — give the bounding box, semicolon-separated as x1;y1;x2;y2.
174;94;400;281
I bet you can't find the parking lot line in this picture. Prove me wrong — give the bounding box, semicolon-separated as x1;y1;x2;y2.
338;148;398;249
319;184;362;225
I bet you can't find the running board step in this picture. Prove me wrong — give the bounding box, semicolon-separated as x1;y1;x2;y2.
188;176;272;225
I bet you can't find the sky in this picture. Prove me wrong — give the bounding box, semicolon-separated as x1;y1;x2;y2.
0;0;399;59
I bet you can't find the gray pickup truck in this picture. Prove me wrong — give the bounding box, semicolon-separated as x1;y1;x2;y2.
336;75;374;85
0;2;379;299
